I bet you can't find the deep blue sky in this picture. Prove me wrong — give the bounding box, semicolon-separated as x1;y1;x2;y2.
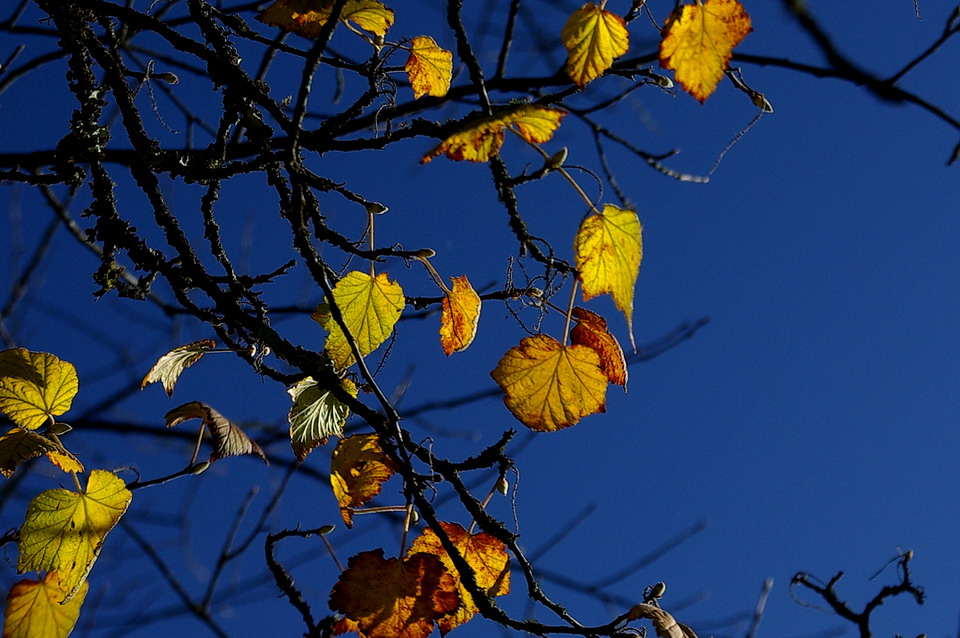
2;1;959;637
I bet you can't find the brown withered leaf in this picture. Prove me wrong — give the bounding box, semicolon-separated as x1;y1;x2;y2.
165;401;267;464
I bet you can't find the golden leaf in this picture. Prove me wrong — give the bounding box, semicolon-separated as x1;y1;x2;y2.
561;3;630;87
287;376;357;461
330;433;398;527
18;470;131;603
440;276;481;355
312;271;405;372
3;575;88;638
258;0;394;38
659;0;752;102
140;339;216;397
490;334;607;431
0;349;78;431
165;402;267;464
574;204;642;348
0;427;83;478
405;36;453;99
407;522;510;635
570;307;627;387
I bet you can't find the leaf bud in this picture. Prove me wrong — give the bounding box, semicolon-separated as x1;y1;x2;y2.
547;147;568;169
318;524;336;535
752;93;774;113
154;72;179;85
49;422;73;436
408;508;420;524
649;581;666;599
412;248;436;260
495;477;509;495
365;202;388;215
189;461;210;475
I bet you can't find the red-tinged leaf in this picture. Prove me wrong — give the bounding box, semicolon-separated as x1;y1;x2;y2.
3;574;88;638
570;307;628;387
440;276;481;355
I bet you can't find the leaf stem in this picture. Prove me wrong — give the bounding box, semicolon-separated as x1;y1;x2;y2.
415;253;451;294
510;127;602;215
561;280;579;347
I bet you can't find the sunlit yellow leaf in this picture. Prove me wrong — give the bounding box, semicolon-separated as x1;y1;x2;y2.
287;376;358;461
257;0;394;38
421;105;565;164
569;307;628;387
659;0;752;102
405;36;453;99
0;349;78;431
165;402;267;464
0;428;83;478
3;574;88;638
140;339;216;397
574;204;642;348
561;3;630;87
18;470;131;603
440;276;481;356
490;334;607;431
312;271;405;372
331;433;398;527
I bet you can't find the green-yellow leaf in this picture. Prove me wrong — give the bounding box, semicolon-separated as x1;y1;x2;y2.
288;376;358;462
18;470;131;603
312;271;405;372
3;574;88;638
561;3;630;87
0;349;78;431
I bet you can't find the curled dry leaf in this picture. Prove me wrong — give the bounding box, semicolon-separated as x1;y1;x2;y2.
3;574;88;638
628;603;700;638
165;401;267;464
287;376;358;461
405;36;453;99
330;433;399;527
570;307;627;387
440;276;481;355
561;3;630;87
258;0;394;38
0;348;78;431
141;339;216;397
0;427;84;478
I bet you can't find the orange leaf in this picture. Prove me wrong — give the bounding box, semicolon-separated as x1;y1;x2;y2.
258;0;394;38
141;339;216;397
659;0;752;102
405;36;453;99
3;574;88;638
440;276;481;355
329;549;460;638
490;334;607;431
165;402;267;464
330;433;398;527
407;522;510;635
561;3;630;87
421;105;565;164
570;307;627;387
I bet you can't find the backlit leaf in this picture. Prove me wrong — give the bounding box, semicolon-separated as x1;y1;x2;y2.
490;334;607;431
3;574;88;638
331;433;398;527
0;428;83;478
440;276;481;355
329;549;460;638
258;0;394;38
18;470;131;603
574;204;642;348
407;522;509;635
570;307;627;387
0;349;78;431
421;105;565;164
312;271;405;372
561;3;630;87
140;339;216;397
659;0;752;102
287;376;358;462
165;402;267;464
628;603;700;638
405;36;453;99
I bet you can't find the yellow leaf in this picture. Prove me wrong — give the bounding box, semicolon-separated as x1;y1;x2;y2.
18;470;131;603
3;574;88;638
569;307;628;387
287;376;357;462
405;36;453;99
330;433;398;527
0;349;78;431
574;204;642;348
440;276;481;355
312;271;405;372
257;0;394;38
421;105;565;164
165;402;267;464
561;3;630;87
659;0;752;102
140;339;216;397
490;334;607;431
0;428;83;478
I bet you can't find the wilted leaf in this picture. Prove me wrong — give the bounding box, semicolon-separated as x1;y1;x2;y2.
405;36;453;99
330;549;460;638
165;402;267;464
659;0;752;102
561;3;630;87
0;349;78;431
18;470;131;603
312;271;405;372
140;339;216;397
421;105;565;164
574;204;642;348
258;0;394;38
407;522;509;635
0;428;83;478
570;307;627;387
3;575;88;638
287;376;358;462
331;433;398;527
440;276;481;355
490;334;607;431
628;603;700;638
